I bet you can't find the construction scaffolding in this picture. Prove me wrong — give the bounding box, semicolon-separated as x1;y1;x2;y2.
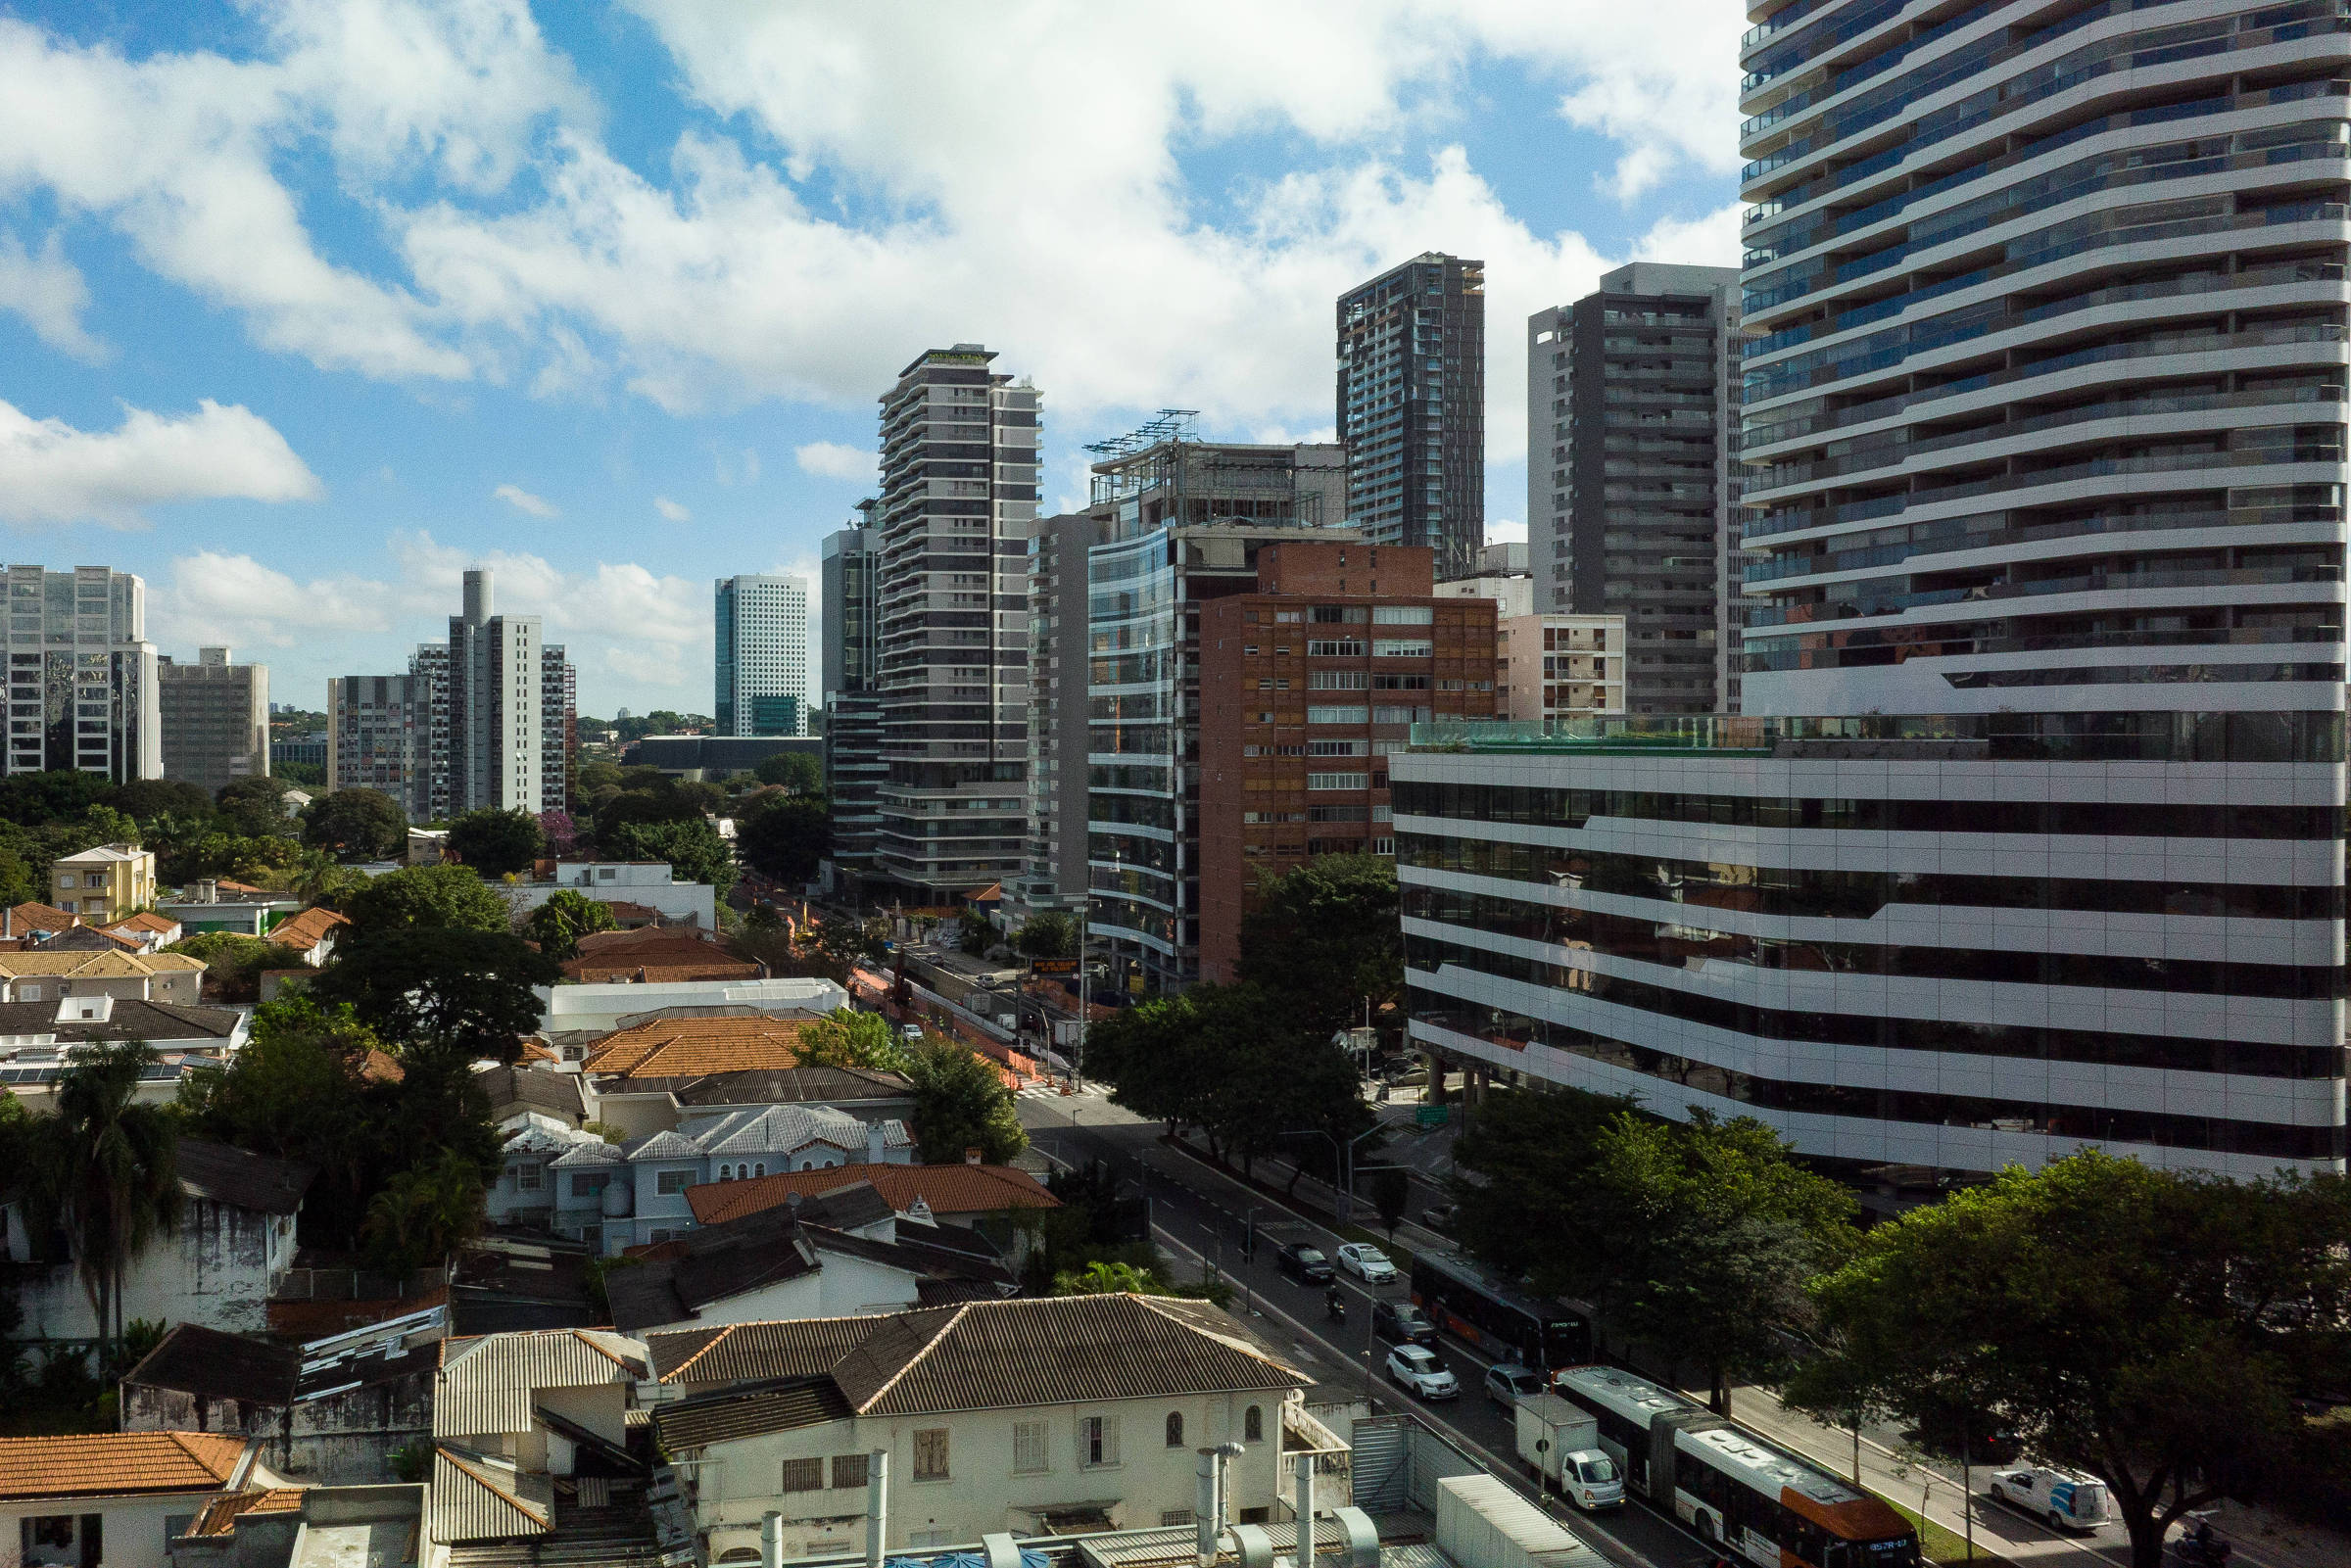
1086;411;1335;528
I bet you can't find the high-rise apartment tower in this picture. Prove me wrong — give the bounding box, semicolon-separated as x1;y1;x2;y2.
159;646;269;793
821;510;886;892
0;566;159;783
715;574;810;736
1339;253;1486;582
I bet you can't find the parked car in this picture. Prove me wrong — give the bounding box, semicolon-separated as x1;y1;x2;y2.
1384;1064;1429;1087
1419;1201;1460;1234
1385;1344;1459;1401
1335;1243;1397;1283
1484;1363;1546;1410
1275;1242;1334;1285
1372;1300;1438;1349
897;1022;926;1042
1991;1466;2113;1532
1904;1396;2024;1466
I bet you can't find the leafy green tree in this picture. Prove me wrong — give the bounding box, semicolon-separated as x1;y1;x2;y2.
446;807;544;877
1016;912;1075;960
362;1147;488;1276
108;779;215;821
1789;1152;2351;1568
797;1008;909;1072
904;1038;1028;1164
17;1042;182;1357
603;817;736;896
165;932;308;1002
735;795;828;884
754;750;824;791
217;775;298;838
274;760;326;786
0;769;117;826
1367;1166;1409;1240
0;837;37;908
315;927;557;1064
521;888;616;962
1233;853;1401;1035
342;863;511;936
1054;1259;1173;1296
304;787;408;859
1448;1086;1633;1285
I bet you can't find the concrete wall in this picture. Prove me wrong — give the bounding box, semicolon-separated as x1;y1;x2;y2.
2;1493;207;1568
122;1375;432;1485
9;1199;297;1345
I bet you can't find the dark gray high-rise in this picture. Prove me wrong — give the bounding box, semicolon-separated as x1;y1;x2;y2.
820;505;885;893
872;345;1039;896
1530;262;1743;715
1339;253;1485;581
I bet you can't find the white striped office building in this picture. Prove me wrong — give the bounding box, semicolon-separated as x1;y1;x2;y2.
1400;0;2349;1178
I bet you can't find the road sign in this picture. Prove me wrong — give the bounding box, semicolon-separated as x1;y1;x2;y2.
1030;958;1079;975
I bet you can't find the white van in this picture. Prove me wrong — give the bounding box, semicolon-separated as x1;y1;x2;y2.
1991;1466;2112;1531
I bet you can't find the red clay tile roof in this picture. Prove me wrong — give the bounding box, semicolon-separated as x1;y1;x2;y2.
0;1432;249;1501
5;901;79;934
269;906;349;952
191;1488;304;1535
581;1016;813;1080
102;911;181;934
686;1162;1059;1227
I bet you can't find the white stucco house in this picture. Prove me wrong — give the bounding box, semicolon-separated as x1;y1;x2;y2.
502;861;715;930
536;976;848;1039
0;1431;258;1568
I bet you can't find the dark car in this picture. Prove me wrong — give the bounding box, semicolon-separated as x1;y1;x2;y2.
1904;1397;2024;1466
1275;1242;1334;1285
1372;1299;1439;1348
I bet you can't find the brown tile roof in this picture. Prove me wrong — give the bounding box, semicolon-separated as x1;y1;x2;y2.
0;1432;250;1500
102;911;181;934
575;926;725;956
685;1162;1059;1227
5;901;80;935
190;1488;304;1536
582;1015;814;1080
269;906;349;952
571;961;766;985
648;1315;909;1385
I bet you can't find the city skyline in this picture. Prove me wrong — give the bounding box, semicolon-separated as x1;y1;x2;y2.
0;3;1743;717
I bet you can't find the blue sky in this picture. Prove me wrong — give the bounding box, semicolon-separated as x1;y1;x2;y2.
0;0;1743;717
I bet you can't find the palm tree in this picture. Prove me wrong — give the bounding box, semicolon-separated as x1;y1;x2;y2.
362;1148;486;1276
22;1041;181;1358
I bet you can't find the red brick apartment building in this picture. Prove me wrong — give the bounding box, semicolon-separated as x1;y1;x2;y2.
1197;541;1498;982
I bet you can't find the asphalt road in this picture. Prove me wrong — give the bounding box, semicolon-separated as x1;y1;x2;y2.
1017;1093;1732;1568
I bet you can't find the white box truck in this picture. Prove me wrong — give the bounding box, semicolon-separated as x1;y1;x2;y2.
1513;1394;1625;1511
1435;1474;1607;1568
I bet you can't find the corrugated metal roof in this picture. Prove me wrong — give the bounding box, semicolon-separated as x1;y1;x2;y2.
429;1447;552;1544
650;1379;852;1451
432;1329;648;1438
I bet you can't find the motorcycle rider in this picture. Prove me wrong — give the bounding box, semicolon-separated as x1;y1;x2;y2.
1324;1284;1345;1321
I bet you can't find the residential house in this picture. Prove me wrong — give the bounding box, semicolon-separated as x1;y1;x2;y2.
477;1065;588;1129
684;1163;1060;1270
602;1188;1014;1335
535;976;849;1040
3;1139;314;1347
266;907;349;968
97;911;183;953
426;1329;667;1568
0;903;80;941
564;1012;824;1092
501;860;717;930
512;1104;916;1256
588;1064;914;1144
645;1295;1308;1558
0;948;205;1007
561;927;761;986
50;843;157;923
449;1238;600;1335
156;883;304;938
120;1315;439;1484
0;998;250;1111
0;1432;255;1568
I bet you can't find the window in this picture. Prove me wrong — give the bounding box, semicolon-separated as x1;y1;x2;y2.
832;1453;870;1490
1306;640;1366;657
655;1169;693;1195
1161;1511;1195;1528
782;1458;825;1493
19;985;38;1001
1014;1420;1050;1474
1373;640;1433;657
1373;605;1433;625
1309;738;1368;756
1309;671;1368;690
1307;705;1369;725
569;1173;605;1199
1244;1406;1264;1443
512;1163;543;1192
1080;1414;1120;1467
1165;1411;1184;1448
1308;773;1368;791
913;1428;950;1481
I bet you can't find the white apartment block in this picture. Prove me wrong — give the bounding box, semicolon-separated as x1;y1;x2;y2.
0;566;160;784
715;574;810;736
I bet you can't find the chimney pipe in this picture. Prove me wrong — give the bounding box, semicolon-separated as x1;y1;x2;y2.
863;1448;889;1568
760;1511;783;1568
1196;1449;1221;1564
1294;1453;1316;1568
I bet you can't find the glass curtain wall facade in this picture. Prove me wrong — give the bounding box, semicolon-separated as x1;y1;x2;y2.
873;346;1039;896
823;513;886;891
1399;0;2351;1180
0;566;160;784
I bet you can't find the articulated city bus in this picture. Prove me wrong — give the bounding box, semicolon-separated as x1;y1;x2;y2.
1407;1250;1591;1370
1554;1364;1920;1568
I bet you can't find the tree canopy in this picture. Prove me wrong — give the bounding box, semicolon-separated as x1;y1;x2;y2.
521;889;616;962
796;1008;908;1072
446;807;544;878
1232;853;1401;1035
216;774;298;838
164;931;308;1002
1016;912;1075;960
342;863;512;936
303;787;408;859
312;926;557;1065
603;816;736;896
1788;1151;2351;1568
904;1038;1028;1164
735;795;828;884
754;750;823;791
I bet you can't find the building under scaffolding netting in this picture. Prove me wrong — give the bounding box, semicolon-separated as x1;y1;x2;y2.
1086;410;1346;536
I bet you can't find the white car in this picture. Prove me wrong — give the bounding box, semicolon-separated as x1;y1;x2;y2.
1991;1466;2112;1532
1385;1344;1459;1401
1335;1243;1398;1283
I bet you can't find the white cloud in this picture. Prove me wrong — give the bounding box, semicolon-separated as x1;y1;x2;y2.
0;4;1740;462
793;440;873;481
494;481;556;516
1632;202;1745;268
0;398;322;528
653;496;690;522
1485;520;1526;546
151;550;401;650
0;230;109;361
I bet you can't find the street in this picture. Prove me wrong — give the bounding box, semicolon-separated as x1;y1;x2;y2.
1015;1089;2158;1568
